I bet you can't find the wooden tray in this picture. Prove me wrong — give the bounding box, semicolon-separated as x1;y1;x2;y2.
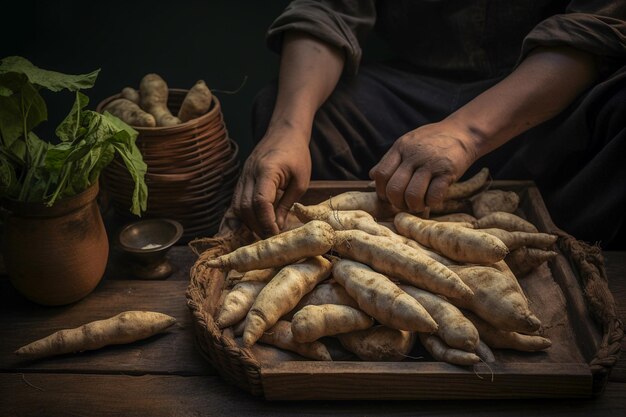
186;180;623;400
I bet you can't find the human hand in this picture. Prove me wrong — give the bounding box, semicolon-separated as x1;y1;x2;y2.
369;121;479;212
231;129;311;238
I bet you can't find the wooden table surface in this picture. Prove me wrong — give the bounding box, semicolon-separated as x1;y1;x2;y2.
1;246;624;417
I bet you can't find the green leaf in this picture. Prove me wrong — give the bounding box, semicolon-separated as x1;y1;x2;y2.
100;112;147;215
24;177;49;202
103;111;138;137
88;144;115;184
0;56;99;92
102;113;147;215
56;91;89;142
8;140;27;163
44;142;73;171
0;57;146;214
18;132;49;201
25;130;49;158
0;80;47;149
111;138;148;215
45;109;147;214
68;142;113;193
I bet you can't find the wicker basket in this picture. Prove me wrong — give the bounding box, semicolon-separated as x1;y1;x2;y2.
187;224;265;396
185;181;624;400
97;89;240;242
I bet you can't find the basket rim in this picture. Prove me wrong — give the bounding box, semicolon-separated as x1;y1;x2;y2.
186;232;264;395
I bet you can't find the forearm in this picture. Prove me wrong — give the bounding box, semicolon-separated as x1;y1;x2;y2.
267;31;345;141
447;46;599;158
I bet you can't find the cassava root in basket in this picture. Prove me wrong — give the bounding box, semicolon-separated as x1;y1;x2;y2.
140;74;181;126
206;220;336;271
243;256;332;347
102;98;156;127
107;74;216;127
333;259;438;333
291;304;374;343
394;212;509;265
204;176;555;367
333;229;473;300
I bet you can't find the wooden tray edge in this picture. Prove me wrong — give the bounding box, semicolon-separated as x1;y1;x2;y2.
260;361;592;400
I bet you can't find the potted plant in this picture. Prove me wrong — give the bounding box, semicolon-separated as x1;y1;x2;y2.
0;56;148;305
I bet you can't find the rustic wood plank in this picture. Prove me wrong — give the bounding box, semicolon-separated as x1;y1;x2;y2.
0;279;212;376
0;373;624;417
260;362;592;400
604;251;626;383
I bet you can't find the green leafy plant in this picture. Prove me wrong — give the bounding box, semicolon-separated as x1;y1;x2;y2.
0;56;147;215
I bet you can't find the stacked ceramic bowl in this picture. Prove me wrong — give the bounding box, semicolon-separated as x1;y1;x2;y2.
98;89;240;241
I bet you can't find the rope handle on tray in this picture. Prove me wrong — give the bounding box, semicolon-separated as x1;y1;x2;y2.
555;230;624;395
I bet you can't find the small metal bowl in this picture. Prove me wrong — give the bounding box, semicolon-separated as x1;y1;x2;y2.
118;219;183;279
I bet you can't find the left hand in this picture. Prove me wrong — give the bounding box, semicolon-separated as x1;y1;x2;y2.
369;121;479;212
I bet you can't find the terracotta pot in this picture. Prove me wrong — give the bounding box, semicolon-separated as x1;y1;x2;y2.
2;182;109;306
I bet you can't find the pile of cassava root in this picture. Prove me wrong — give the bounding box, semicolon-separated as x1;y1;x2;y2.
207;168;559;366
102;73;213;127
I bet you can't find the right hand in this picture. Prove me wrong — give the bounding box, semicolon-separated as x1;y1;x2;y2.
231;129;311;238
369;121;478;213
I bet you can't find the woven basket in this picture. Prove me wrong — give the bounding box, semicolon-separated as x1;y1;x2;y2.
97;89;240;242
185;182;624;398
186;222;265;396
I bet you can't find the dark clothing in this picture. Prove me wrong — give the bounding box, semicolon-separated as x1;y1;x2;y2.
267;1;626;79
253;1;626;248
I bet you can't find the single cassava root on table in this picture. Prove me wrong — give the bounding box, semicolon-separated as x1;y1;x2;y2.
208;175;555;367
15;311;177;360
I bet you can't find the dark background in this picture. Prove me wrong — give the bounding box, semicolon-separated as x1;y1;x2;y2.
2;0;392;158
1;0;295;159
